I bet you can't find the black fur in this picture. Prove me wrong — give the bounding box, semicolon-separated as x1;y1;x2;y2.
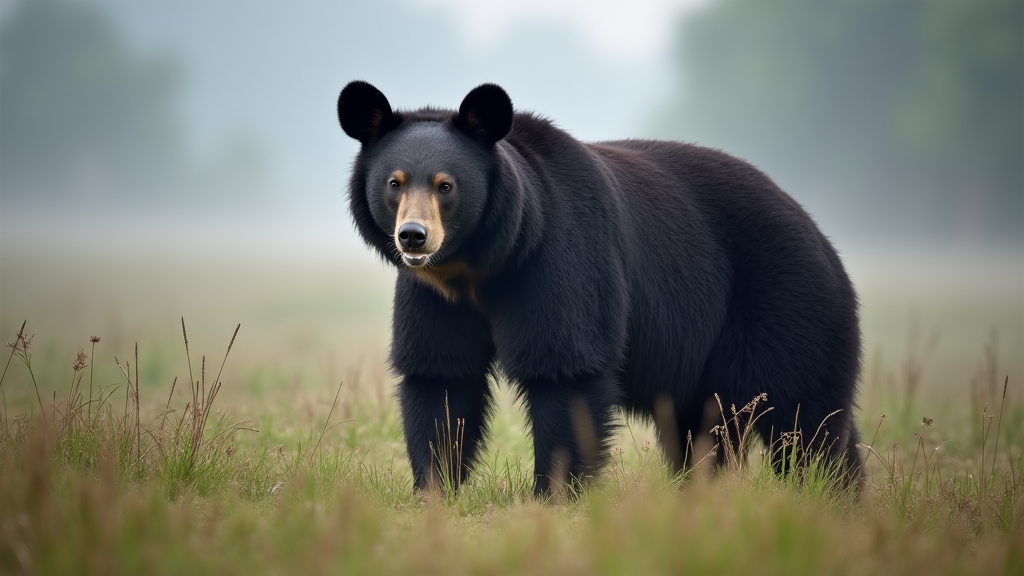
337;82;864;494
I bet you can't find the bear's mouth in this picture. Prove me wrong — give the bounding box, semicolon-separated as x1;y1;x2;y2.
401;253;429;267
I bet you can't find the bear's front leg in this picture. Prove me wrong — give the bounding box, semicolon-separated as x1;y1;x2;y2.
390;272;496;492
521;371;621;496
397;374;492;491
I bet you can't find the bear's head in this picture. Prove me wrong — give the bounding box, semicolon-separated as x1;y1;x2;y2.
338;81;513;269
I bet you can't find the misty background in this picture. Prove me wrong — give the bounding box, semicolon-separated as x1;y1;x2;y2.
2;0;1020;257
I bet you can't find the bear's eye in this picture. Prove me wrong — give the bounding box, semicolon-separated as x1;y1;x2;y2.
438;181;453;193
388;178;400;190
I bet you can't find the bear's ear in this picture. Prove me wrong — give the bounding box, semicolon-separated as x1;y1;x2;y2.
338;81;397;144
455;84;513;146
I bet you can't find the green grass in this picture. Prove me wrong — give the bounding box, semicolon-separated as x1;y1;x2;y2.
1;317;1022;576
1;252;1022;575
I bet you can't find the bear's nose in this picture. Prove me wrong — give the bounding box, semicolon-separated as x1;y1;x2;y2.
397;222;428;250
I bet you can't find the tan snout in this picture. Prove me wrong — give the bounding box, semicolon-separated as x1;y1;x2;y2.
394;191;444;265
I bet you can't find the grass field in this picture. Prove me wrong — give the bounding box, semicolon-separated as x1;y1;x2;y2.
1;247;1022;575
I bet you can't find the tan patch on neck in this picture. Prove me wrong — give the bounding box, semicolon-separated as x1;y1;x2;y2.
410;260;487;305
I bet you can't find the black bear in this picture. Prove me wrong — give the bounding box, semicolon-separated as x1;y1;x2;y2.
337;81;864;494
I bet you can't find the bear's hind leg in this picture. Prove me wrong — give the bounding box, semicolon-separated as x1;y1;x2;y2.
655;397;721;476
837;415;866;490
758;405;865;490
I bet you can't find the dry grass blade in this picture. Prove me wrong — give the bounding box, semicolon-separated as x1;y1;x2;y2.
989;376;1009;485
4;321;46;425
160;377;178;432
806;409;843;451
135;343;141;471
87;335;100;423
0;320;27;392
210;324;241;400
181;317;196;414
310;379;350;463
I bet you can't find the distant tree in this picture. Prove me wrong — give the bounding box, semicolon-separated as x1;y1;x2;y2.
0;0;183;206
896;0;1023;221
658;0;1022;245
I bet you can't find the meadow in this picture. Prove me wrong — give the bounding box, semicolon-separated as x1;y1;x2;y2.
1;248;1022;575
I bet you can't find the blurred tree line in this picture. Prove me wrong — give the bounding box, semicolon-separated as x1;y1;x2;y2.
658;0;1022;247
0;0;272;213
